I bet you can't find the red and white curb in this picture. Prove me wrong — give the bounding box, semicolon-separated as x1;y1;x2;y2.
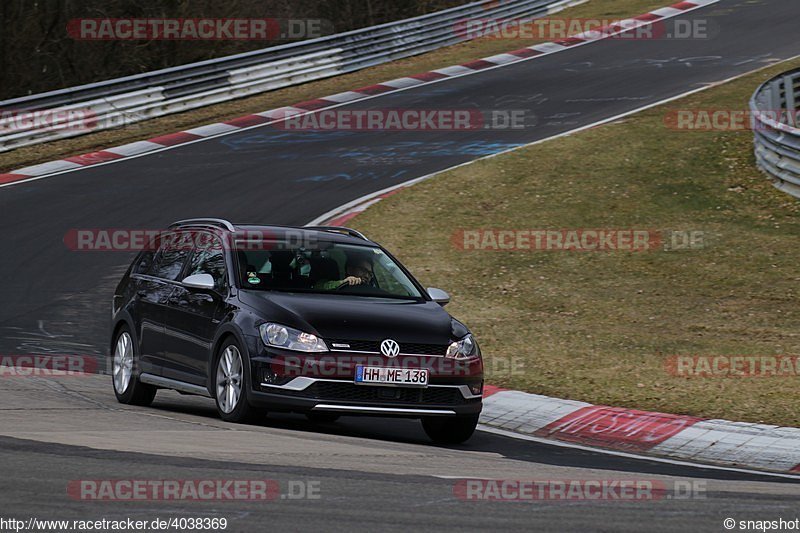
481;386;800;475
0;0;718;188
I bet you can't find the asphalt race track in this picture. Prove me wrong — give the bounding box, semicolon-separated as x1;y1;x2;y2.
1;0;800;530
1;375;799;532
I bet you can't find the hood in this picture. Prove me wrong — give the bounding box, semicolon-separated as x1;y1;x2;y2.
238;290;454;345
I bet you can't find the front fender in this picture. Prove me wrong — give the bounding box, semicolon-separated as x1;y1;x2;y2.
207;314;258;394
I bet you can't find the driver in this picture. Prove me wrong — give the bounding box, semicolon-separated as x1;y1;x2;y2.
315;256;374;290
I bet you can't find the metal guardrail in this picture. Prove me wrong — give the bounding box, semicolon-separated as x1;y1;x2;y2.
751;68;800;199
0;0;572;153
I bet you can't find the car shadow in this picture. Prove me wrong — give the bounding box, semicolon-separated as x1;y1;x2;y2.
147;391;798;484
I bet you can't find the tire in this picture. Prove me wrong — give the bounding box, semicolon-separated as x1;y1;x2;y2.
305;412;340;423
213;338;257;423
112;326;157;406
421;414;479;444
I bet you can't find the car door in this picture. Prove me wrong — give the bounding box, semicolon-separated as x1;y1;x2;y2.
161;232;229;386
131;233;191;375
127;249;164;375
132;232;192;375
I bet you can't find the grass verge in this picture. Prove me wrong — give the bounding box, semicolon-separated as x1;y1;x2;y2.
1;0;672;173
351;57;800;427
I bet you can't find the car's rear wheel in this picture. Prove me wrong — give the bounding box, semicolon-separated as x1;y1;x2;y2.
112;327;157;406
305;412;340;423
214;339;257;423
421;414;479;444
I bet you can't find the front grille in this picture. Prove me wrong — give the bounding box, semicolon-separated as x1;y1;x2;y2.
269;381;469;405
328;339;377;352
327;339;447;356
401;342;448;356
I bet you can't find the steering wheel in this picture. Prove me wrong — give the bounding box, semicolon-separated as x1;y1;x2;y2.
335;280;357;290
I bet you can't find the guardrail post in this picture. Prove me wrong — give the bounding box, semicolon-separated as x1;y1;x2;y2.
783;74;797;126
752;68;800;199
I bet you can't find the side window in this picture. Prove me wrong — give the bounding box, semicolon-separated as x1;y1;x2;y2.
187;236;227;291
133;233;160;274
147;232;191;281
133;250;155;275
372;253;413;297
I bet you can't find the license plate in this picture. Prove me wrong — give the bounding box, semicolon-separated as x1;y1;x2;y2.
355;366;429;387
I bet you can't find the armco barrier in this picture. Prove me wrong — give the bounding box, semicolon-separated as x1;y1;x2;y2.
0;0;579;153
751;68;800;199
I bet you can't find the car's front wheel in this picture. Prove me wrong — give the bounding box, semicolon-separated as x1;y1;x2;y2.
214;339;257;423
421;414;479;444
112;326;157;406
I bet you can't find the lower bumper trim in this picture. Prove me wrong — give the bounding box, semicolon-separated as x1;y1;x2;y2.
312;404;456;415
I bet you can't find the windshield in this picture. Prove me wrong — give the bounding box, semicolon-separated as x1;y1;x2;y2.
235;241;423;299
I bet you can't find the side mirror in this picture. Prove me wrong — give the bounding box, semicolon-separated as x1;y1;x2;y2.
181;273;215;290
427;287;450;307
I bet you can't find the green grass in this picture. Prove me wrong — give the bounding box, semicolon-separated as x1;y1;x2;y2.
351;58;800;427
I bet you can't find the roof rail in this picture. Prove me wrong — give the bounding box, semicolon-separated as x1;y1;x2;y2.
170;218;236;232
307;225;369;241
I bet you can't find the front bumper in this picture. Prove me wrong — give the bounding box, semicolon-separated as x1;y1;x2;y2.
250;387;482;418
245;342;484;417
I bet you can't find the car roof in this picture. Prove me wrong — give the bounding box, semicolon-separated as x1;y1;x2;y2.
234;225;374;246
168;219;375;246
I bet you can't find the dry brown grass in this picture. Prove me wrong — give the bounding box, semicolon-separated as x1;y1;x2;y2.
352;57;800;427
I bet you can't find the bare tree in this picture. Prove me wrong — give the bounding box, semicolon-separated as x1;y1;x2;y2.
1;0;467;100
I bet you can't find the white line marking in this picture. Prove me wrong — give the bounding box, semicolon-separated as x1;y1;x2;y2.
256;106;305;118
104;140;164;157
529;42;569;53
430;65;476;77
321;91;368;103
477;425;800;480
379;77;426;89
184;123;240;137
651;6;683;17
483;53;524;65
14;160;81;176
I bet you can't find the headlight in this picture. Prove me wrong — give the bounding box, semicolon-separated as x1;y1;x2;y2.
259;323;328;353
446;334;479;360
